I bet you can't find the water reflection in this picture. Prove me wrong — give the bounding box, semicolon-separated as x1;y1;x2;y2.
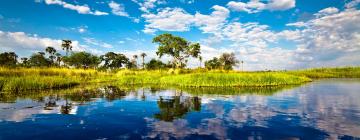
0;79;360;139
155;94;201;121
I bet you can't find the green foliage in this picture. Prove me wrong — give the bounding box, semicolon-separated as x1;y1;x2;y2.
0;52;18;67
153;33;201;68
29;52;51;67
146;59;167;70
45;46;57;65
63;52;100;68
205;57;222;70
205;53;239;70
219;52;239;70
100;52;129;69
61;40;72;56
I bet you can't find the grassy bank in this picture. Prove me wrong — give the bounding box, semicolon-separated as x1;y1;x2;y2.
0;67;115;92
287;67;360;78
0;66;359;92
115;69;311;87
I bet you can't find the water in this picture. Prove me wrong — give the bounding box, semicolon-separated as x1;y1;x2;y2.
0;79;360;140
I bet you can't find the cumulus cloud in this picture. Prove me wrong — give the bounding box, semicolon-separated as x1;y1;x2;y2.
142;5;229;34
141;2;360;70
227;0;295;13
142;8;194;33
109;1;129;17
0;30;104;56
132;0;165;13
44;0;108;16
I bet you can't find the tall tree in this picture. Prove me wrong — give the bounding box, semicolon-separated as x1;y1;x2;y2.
100;52;129;69
0;52;18;67
153;33;201;68
132;55;138;68
62;52;100;69
198;56;202;68
29;52;51;67
219;52;239;70
21;57;29;67
140;53;147;69
204;57;221;70
45;46;56;65
55;53;62;66
145;59;166;70
61;40;72;56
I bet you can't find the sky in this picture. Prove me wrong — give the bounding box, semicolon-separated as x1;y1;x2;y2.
0;0;359;70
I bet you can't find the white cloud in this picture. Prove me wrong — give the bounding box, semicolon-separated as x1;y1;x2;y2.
109;1;129;17
194;5;230;34
44;0;108;16
198;7;360;70
226;0;266;13
345;0;360;9
227;0;295;13
0;30;92;56
142;5;229;34
315;7;339;17
266;0;295;11
93;10;109;16
83;37;113;49
78;26;87;33
142;8;194;33
132;0;165;13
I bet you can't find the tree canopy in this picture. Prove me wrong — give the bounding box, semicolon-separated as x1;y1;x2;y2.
63;52;100;68
0;52;18;67
100;52;129;69
153;33;201;68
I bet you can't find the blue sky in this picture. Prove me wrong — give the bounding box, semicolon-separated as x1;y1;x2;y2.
0;0;359;70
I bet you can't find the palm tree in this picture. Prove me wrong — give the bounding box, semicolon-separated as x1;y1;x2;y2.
219;52;239;70
21;57;28;66
140;53;147;69
241;60;244;71
133;55;138;68
198;56;202;68
55;53;62;66
45;46;56;65
61;40;72;56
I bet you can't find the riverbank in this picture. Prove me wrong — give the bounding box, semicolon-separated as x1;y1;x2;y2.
0;67;359;92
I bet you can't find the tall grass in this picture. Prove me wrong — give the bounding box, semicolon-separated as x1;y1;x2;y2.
287;67;360;78
115;70;311;87
159;72;311;87
1;66;359;93
0;67;112;92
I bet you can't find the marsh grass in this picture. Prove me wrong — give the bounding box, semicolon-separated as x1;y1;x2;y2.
0;67;113;92
115;70;311;87
0;66;359;93
287;67;360;78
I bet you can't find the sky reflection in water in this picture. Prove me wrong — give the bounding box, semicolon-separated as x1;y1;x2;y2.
0;79;360;140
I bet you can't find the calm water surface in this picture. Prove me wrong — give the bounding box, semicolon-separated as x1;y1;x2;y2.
0;79;360;140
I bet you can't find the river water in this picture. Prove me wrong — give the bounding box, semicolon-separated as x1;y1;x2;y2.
0;79;359;140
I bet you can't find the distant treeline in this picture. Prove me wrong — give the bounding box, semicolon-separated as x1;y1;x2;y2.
0;33;241;70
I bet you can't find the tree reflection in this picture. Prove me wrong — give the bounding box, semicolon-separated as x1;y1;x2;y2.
44;94;59;110
60;98;73;114
154;91;202;122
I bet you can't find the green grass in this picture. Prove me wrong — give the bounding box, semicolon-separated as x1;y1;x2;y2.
159;72;311;87
115;70;311;87
0;66;359;93
0;67;114;92
286;67;360;78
